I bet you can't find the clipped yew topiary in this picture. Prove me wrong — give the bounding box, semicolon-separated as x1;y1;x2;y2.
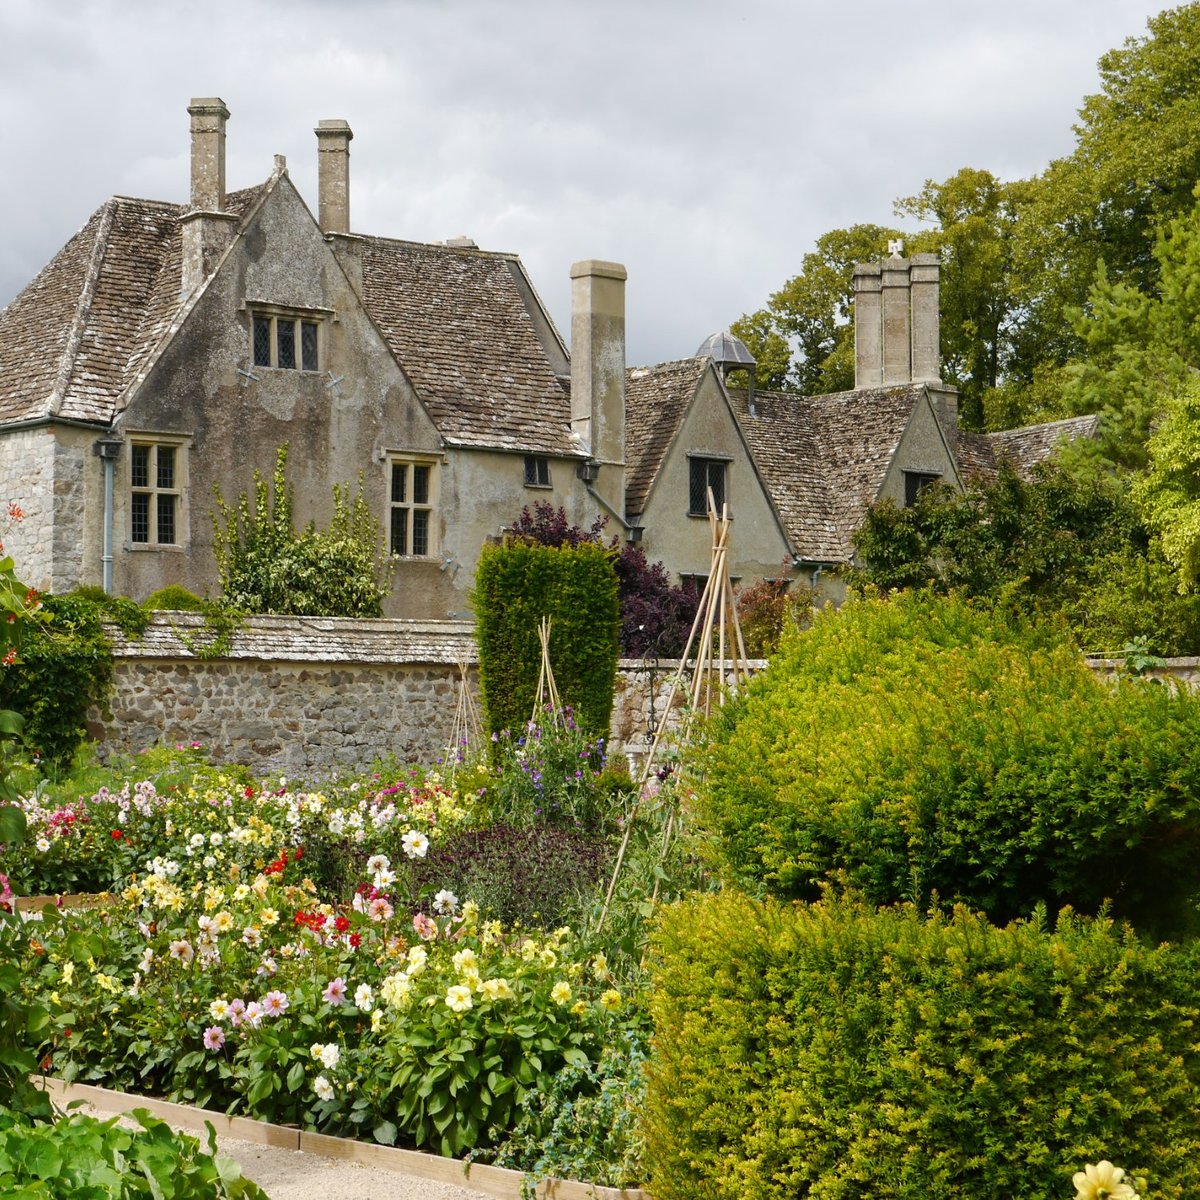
645;891;1200;1200
472;539;620;737
698;591;1200;937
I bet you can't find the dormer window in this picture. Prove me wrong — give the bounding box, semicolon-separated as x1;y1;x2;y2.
251;309;321;371
903;470;941;507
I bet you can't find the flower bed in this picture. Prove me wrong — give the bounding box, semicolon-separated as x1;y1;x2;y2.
0;735;652;1190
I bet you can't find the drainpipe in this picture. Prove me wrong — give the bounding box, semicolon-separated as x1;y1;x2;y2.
93;439;123;594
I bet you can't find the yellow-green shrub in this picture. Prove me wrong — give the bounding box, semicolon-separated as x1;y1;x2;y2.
697;591;1200;937
644;892;1200;1200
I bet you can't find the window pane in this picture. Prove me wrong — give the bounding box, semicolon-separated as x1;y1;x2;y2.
412;510;429;557
156;494;176;545
277;319;296;369
413;465;430;505
391;464;406;504
253;316;272;367
156;446;175;490
131;445;150;489
301;322;319;371
390;510;407;556
131;493;150;543
688;460;707;514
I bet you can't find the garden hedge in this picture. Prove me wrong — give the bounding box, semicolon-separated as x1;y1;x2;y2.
472;539;620;737
697;591;1200;937
644;891;1200;1200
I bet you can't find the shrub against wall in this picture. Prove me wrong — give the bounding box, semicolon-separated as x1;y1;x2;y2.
472;539;619;737
644;892;1200;1200
698;591;1200;936
212;445;389;618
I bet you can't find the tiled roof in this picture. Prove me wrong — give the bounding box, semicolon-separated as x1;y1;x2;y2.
729;384;924;562
624;358;708;517
361;237;578;456
0;183;576;457
981;414;1100;479
0;186;265;427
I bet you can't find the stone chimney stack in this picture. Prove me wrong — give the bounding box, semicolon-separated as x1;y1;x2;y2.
315;120;353;235
853;248;942;389
570;260;627;521
910;252;941;383
852;263;883;388
181;97;237;296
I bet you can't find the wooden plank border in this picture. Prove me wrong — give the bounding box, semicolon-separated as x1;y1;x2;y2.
38;1078;649;1200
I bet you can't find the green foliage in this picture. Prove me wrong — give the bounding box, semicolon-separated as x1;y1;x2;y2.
0;590;146;768
0;1107;268;1199
851;462;1200;654
472;539;620;738
143;585;207;612
213;444;390;617
1132;376;1200;584
697;592;1200;937
644;892;1200;1200
492;1020;648;1192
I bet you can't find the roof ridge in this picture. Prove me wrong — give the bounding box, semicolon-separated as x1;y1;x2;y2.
47;198;116;418
362;232;520;261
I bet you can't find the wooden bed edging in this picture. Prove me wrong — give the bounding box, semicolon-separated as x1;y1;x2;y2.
16;893;114;913
38;1078;650;1200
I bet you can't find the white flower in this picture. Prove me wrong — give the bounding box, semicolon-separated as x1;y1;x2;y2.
354;983;374;1011
433;889;459;915
402;830;429;859
445;985;473;1013
380;973;413;1007
373;868;396;889
366;854;390;876
1073;1161;1139;1200
202;855;217;869
452;948;477;975
209;832;223;846
190;833;205;848
318;1043;340;1070
406;945;428;974
314;1075;335;1102
209;998;230;1021
35;837;51;853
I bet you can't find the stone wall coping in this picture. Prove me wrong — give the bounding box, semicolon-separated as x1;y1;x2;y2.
1086;656;1200;669
105;612;478;664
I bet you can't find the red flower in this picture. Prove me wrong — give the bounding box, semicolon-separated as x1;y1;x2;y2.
244;785;255;799
111;829;123;840
334;915;350;933
294;846;304;861
348;933;362;949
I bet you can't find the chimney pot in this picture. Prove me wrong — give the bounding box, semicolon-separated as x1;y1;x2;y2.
315;119;353;235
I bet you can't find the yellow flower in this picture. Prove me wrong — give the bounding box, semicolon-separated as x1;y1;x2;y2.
591;954;609;980
1073;1162;1139;1200
599;989;622;1012
551;981;572;1006
480;977;513;1002
213;910;234;934
571;1000;587;1016
232;884;251;902
61;962;74;984
259;907;279;927
538;947;558;969
122;884;144;904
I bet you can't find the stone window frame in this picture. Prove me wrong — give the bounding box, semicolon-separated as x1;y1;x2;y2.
687;454;730;517
523;455;551;488
248;304;326;372
387;455;439;559
127;433;190;551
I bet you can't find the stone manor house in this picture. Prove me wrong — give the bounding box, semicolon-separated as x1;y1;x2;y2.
0;99;1096;616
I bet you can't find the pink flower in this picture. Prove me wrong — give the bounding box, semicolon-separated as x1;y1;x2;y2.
243;1001;264;1028
203;1026;225;1051
368;898;394;922
228;998;246;1026
261;990;289;1017
412;913;438;941
323;977;347;1005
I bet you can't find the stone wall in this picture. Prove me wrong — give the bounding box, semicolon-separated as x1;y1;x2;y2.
91;614;744;777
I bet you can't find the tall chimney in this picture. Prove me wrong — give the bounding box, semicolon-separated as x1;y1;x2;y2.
181;97;237;296
188;98;229;211
910;252;941;383
881;252;912;384
852;263;883;388
570;260;627;521
315;120;353;235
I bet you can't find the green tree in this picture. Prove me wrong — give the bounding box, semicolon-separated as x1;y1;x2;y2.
1061;193;1200;469
1012;4;1200;382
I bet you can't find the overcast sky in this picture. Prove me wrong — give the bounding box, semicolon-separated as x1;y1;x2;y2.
0;0;1173;367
